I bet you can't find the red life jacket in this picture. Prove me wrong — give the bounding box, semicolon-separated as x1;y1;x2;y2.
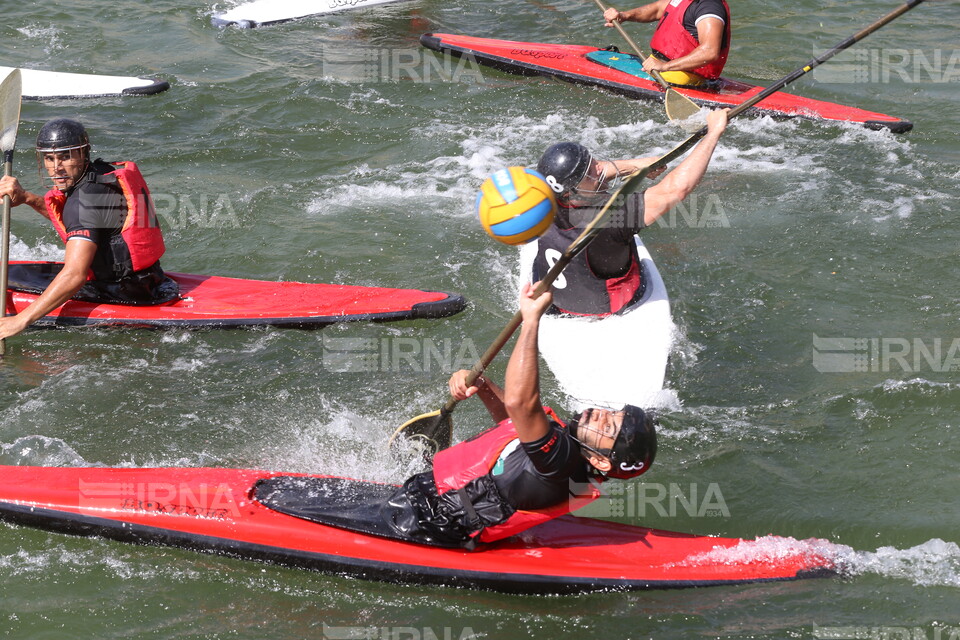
432;407;603;544
649;0;731;80
43;161;166;278
533;220;643;316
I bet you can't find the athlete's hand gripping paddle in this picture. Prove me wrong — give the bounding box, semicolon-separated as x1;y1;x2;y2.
593;0;701;123
0;69;23;358
391;0;930;457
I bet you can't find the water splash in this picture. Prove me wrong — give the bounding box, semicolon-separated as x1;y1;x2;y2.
0;435;89;467
843;538;960;588
678;535;960;588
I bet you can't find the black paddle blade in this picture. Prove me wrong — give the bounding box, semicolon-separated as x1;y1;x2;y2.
389;409;452;461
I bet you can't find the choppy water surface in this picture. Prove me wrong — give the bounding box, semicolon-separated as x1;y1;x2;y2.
0;0;958;637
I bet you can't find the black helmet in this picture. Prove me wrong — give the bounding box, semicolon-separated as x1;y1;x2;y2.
604;405;657;479
536;142;592;198
36;118;89;153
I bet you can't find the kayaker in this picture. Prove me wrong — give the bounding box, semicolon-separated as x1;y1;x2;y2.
0;118;178;340
533;107;728;317
603;0;731;86
374;281;657;549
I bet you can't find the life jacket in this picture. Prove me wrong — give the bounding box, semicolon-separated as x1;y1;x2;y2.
532;220;642;316
649;0;731;80
43;161;166;279
432;407;603;544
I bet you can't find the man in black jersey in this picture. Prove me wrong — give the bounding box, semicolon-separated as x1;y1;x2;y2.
0;118;177;340
378;282;657;548
534;107;728;316
603;0;731;85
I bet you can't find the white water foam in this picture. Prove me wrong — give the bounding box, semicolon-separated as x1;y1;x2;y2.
0;435;88;467
14;25;64;56
677;535;960;589
672;534;838;568
306;111;666;219
9;236;63;261
844;539;960;588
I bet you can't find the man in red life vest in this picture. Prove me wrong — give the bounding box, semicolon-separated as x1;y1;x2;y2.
377;282;657;548
0;118;177;340
603;0;731;86
533;108;727;317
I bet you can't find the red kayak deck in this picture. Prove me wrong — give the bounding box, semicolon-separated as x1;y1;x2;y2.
0;466;835;594
5;261;465;329
421;33;912;133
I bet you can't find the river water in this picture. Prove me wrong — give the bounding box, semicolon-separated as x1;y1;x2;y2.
1;0;958;638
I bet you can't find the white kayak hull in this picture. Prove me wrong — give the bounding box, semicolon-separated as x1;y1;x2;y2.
212;0;412;27
519;236;673;411
1;66;169;100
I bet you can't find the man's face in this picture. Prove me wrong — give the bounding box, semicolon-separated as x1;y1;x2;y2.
41;148;87;191
565;160;618;207
577;407;625;454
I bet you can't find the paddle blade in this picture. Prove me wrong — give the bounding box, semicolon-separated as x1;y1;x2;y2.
389;409;453;461
664;88;701;124
0;69;22;155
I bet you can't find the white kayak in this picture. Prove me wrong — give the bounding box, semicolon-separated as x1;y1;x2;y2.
519;236;673;412
212;0;411;27
1;66;169;100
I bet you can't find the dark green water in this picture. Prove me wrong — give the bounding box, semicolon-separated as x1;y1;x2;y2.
1;0;958;637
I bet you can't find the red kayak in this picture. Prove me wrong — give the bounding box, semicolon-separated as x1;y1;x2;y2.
0;465;836;594
421;33;913;133
5;261;465;329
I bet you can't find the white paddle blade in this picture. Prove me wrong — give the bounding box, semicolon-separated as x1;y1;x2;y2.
0;69;23;154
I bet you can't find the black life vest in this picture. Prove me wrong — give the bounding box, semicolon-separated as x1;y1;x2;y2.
432;408;602;544
532;222;643;316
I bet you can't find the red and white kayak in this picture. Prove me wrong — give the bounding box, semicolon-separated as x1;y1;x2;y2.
5;261;465;329
0;465;836;594
420;33;913;133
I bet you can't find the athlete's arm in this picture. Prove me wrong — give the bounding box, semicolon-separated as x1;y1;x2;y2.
610;158;667;181
503;282;554;444
0;175;50;218
642;16;725;73
0;239;96;340
448;370;509;424
603;0;668;26
642;108;728;225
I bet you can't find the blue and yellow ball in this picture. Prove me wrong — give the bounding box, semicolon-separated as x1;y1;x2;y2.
476;167;557;246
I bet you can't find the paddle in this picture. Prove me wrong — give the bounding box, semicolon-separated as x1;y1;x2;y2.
390;0;928;456
592;0;701;122
0;69;22;358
